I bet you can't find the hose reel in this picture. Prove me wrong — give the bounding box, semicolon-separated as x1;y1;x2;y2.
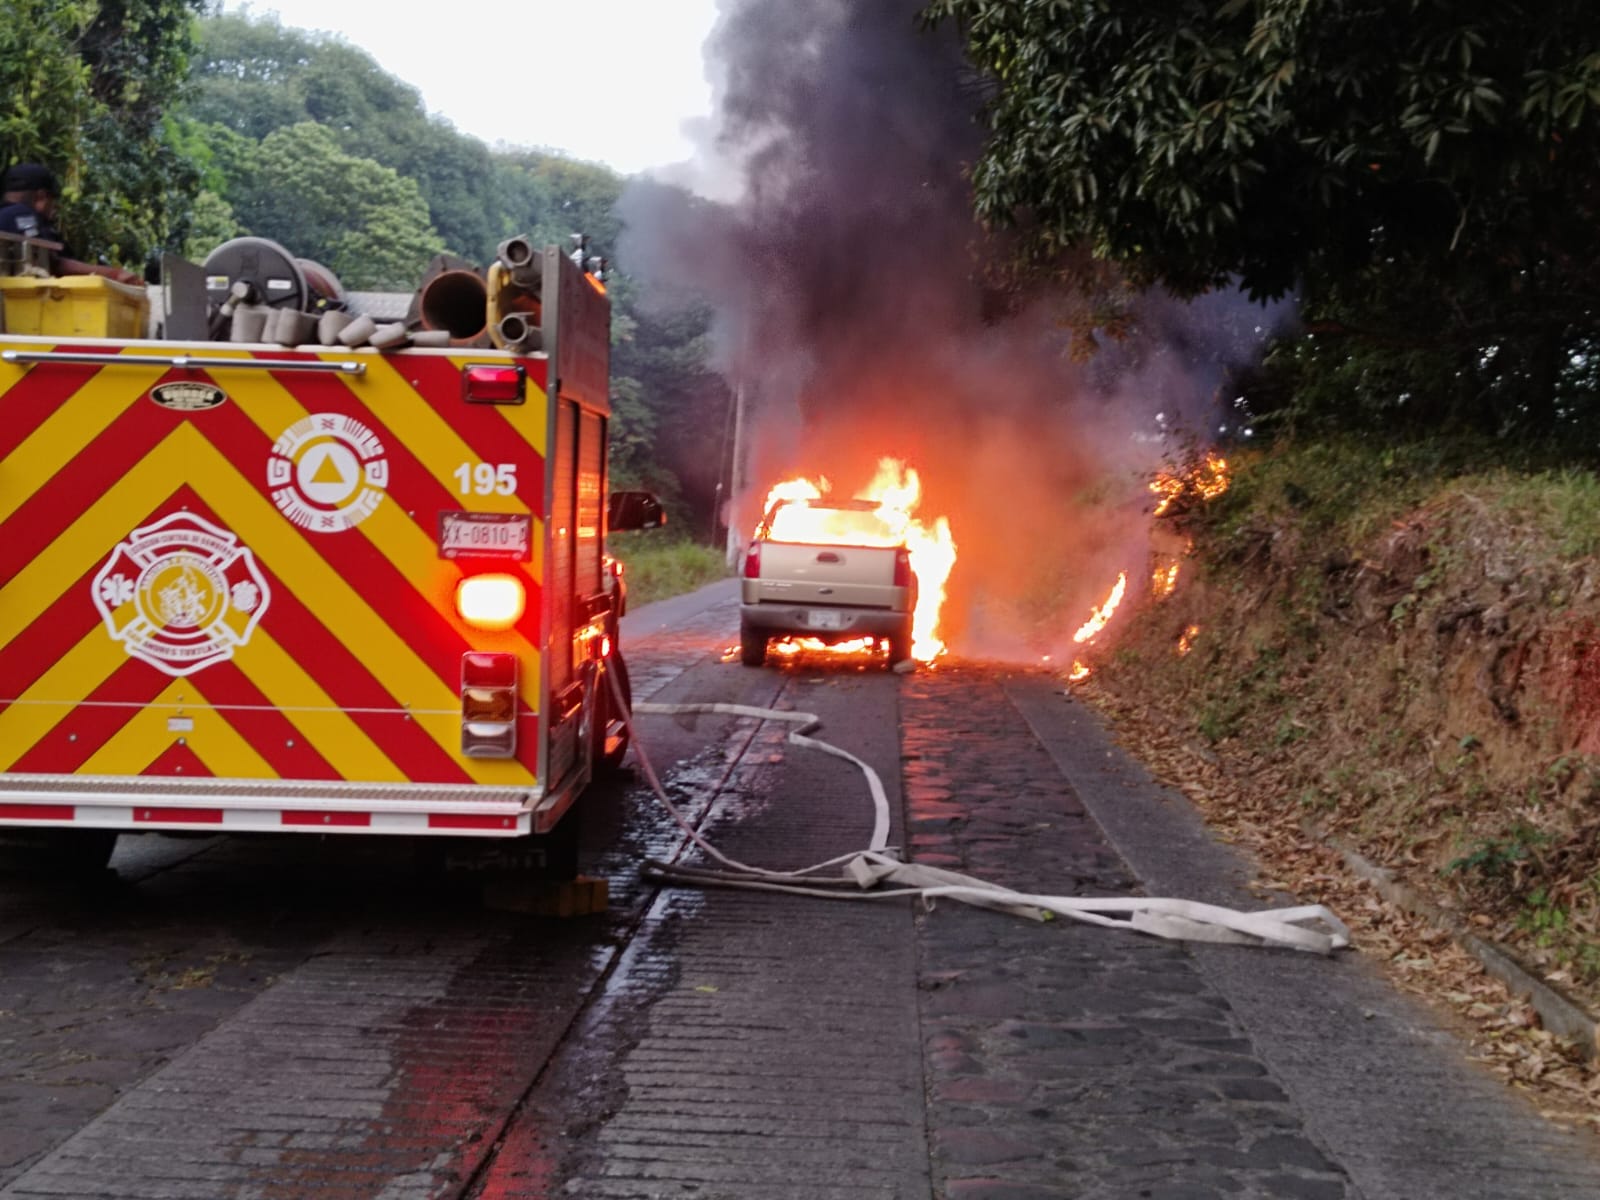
202;237;346;316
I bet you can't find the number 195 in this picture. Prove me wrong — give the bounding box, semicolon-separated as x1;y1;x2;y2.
454;462;517;496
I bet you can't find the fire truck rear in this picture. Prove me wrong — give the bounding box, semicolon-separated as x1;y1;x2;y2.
0;233;661;879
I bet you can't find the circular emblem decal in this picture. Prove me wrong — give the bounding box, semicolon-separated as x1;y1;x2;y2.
92;513;271;677
267;412;389;532
149;381;227;411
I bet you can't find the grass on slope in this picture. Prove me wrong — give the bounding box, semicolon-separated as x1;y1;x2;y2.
610;533;729;608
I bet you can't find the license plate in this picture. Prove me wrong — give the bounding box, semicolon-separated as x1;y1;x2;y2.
806;609;845;631
438;511;532;560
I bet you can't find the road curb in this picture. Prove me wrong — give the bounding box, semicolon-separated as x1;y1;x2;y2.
1302;818;1600;1060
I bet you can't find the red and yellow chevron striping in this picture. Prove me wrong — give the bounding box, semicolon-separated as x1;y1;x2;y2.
0;344;550;793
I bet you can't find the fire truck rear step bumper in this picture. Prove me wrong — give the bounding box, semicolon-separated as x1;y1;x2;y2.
0;775;543;837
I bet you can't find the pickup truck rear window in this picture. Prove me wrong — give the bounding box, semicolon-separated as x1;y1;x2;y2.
765;503;899;546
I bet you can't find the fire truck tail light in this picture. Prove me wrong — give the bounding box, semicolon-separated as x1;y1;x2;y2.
461;651;517;688
462;721;516;758
456;574;525;630
743;542;761;579
893;547;912;589
461;652;518;759
462;363;526;405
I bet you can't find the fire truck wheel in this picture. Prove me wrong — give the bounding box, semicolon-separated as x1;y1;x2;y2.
739;620;767;667
36;830;119;876
595;651;633;774
537;809;582;882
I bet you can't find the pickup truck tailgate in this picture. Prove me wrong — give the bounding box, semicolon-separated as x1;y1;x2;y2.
748;541;901;607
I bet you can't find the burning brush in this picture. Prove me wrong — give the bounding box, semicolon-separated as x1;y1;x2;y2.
1066;451;1233;682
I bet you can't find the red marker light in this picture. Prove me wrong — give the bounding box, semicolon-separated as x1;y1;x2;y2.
462;363;526;405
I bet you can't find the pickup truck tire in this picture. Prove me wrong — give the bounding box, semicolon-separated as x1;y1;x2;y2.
888;625;913;666
739;620;767;667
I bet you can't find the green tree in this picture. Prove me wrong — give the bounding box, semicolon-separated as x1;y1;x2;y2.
0;2;95;176
187;12;503;260
503;152;625;252
180;188;243;261
926;0;1600;434
611;295;732;537
184;13;328;140
228;122;443;290
0;0;207;265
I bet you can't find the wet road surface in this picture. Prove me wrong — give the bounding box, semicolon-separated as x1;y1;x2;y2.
3;579;1599;1198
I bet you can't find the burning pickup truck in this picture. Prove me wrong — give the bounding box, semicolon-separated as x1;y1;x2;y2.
739;497;917;666
737;462;956;668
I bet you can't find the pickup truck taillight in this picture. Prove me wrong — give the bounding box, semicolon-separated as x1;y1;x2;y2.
743;542;761;579
893;547;912;588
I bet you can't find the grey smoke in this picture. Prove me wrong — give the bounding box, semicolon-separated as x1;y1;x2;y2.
618;0;1288;660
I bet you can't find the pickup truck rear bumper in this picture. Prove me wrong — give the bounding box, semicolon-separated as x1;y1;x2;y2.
740;602;911;641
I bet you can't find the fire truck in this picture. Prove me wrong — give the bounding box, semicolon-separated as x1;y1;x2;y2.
0;234;662;880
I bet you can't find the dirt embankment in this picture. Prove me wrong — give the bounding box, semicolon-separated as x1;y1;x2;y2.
1080;451;1600;1127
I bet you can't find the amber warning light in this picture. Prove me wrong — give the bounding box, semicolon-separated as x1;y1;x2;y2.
456;573;526;630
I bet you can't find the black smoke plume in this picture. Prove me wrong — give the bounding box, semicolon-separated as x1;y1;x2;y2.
619;0;1286;660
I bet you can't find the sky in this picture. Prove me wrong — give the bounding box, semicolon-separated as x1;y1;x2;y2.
223;1;722;175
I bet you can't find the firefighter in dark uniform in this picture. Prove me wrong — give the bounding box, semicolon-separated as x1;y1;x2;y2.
0;163;143;285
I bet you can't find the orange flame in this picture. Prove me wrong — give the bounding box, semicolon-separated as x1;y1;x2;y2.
771;636;879;658
1063;462;1218;682
1150;452;1230;516
764;476;826;513
757;458;956;662
1073;573;1127;644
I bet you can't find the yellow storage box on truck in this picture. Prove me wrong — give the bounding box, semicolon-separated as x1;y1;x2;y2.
0;240;660;877
0;274;150;339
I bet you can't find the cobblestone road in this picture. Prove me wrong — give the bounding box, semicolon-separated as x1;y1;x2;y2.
3;580;1599;1197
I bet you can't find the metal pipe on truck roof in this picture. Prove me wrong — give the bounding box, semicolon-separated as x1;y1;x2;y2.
496;312;542;355
419;269;488;342
495;236;541;291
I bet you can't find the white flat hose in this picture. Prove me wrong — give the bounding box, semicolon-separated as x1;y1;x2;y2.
620;682;1349;955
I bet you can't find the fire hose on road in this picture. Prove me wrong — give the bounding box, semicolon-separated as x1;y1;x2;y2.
610;672;1350;955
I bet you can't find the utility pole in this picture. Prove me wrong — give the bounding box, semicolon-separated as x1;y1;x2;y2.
723;381;747;570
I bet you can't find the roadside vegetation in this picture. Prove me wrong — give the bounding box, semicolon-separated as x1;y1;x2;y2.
611;535;729;610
